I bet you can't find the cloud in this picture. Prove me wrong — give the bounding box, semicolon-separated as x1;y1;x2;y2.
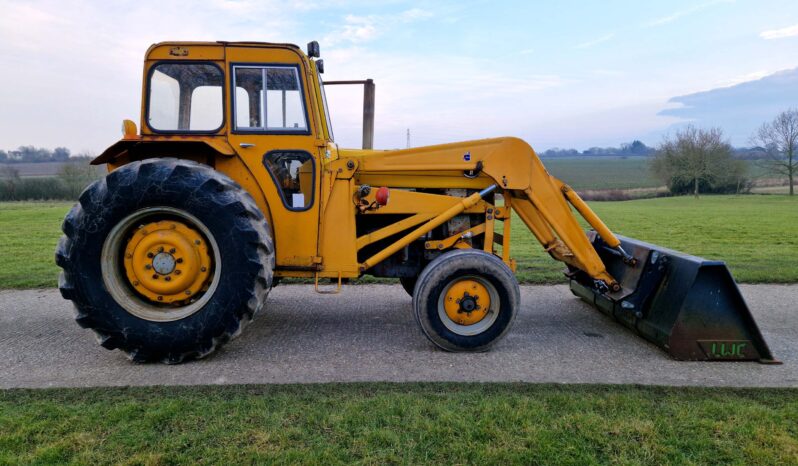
715;70;773;87
320;46;567;148
337;15;379;43
645;0;733;27
760;23;798;39
657;67;798;145
574;33;615;49
323;8;434;46
400;8;433;21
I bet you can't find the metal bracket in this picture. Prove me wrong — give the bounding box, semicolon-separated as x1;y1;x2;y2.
314;270;342;294
425;223;487;250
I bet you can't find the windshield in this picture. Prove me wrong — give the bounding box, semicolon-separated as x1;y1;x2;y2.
147;63;224;132
318;70;334;141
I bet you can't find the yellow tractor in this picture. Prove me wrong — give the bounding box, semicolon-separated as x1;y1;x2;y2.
56;41;776;364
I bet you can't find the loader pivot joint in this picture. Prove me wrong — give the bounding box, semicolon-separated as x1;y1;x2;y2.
463;161;483;179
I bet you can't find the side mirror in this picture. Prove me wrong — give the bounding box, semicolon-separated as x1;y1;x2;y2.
316;59;324;74
307;41;320;58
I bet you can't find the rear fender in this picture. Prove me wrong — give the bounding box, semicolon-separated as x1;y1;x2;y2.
91;138;236;166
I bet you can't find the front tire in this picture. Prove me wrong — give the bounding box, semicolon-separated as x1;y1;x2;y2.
413;249;519;352
55;158;274;363
399;276;417;297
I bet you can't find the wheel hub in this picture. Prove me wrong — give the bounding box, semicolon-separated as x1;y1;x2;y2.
123;220;213;304
151;252;176;275
443;279;491;326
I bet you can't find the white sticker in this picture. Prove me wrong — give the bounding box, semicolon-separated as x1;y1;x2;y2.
292;193;305;207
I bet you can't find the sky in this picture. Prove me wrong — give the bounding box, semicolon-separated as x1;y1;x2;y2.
0;0;797;154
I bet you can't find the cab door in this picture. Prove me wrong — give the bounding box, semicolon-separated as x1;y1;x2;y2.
225;46;323;269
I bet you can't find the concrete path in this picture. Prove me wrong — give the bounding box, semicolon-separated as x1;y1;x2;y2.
0;284;796;389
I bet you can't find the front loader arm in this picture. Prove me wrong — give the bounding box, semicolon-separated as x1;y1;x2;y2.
479;138;629;290
349;136;629;290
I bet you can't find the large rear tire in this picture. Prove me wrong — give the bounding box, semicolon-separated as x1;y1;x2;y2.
55;158;274;363
413;249;519;352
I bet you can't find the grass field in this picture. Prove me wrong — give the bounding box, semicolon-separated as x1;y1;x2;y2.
542;156;662;190
1;383;796;464
1;195;797;288
542;156;772;192
510;194;798;283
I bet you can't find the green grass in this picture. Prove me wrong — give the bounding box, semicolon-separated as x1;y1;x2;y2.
1;384;796;464
542;156;771;191
0;202;72;288
1;196;797;289
510;195;798;284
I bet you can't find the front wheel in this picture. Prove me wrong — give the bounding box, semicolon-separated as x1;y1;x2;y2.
399;276;417;297
413;249;519;352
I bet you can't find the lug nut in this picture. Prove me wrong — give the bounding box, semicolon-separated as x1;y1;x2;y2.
176;258;183;264
147;252;154;258
169;248;176;254
165;276;171;282
145;264;152;270
152;274;158;279
158;246;164;253
175;270;181;275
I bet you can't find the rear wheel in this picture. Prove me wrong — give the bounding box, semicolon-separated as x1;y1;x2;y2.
55;158;274;363
413;249;519;352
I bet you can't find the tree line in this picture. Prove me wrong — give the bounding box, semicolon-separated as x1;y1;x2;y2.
0;146;93;163
542;140;655;158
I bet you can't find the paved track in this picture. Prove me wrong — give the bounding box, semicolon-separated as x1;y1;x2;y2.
0;284;796;389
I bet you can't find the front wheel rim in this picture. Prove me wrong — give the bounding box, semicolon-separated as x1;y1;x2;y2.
437;275;500;336
101;207;221;322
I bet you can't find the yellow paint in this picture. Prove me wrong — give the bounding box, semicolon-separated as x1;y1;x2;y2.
123;220;212;304
443;279;491;326
94;40;631;290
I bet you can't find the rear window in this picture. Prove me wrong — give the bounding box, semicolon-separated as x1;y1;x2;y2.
147;63;224;132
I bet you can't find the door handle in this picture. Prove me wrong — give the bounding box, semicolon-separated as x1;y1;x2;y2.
239;143;255;148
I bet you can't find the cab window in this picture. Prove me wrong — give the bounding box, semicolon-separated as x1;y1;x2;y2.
147;63;224;132
233;65;308;133
263;151;314;210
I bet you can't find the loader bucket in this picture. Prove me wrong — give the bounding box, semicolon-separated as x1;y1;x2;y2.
569;233;778;363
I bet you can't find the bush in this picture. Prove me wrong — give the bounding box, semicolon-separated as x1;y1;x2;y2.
0;161;101;201
0;177;72;201
667;176;752;195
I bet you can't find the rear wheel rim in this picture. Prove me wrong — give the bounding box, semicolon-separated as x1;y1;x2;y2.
101;207;221;322
437;275;500;336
